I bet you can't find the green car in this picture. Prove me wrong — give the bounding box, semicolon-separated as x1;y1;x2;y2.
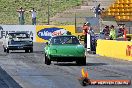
44;35;86;65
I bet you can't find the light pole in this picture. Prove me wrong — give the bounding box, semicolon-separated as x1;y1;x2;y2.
75;12;77;30
47;0;50;25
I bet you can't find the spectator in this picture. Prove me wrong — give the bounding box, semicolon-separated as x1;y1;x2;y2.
90;0;97;13
17;7;25;25
29;8;37;25
123;27;128;41
109;25;116;40
82;22;91;48
95;4;102;18
103;25;110;36
118;25;124;37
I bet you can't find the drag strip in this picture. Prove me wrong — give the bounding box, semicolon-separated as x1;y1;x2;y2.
0;43;131;88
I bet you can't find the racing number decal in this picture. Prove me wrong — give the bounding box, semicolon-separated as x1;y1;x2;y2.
126;45;132;56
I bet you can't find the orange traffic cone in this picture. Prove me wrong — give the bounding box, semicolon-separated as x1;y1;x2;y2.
79;68;91;86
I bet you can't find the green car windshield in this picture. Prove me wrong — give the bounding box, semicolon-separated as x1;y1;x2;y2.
50;36;80;45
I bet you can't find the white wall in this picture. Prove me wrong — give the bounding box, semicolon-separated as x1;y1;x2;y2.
0;25;36;42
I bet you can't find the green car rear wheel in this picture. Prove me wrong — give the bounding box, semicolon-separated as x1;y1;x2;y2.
76;57;86;65
45;54;51;65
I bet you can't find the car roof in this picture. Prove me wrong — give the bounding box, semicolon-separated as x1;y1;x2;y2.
8;32;28;35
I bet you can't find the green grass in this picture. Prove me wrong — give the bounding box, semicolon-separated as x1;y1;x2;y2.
0;0;82;25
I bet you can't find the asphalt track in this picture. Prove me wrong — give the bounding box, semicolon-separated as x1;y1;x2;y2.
0;43;131;88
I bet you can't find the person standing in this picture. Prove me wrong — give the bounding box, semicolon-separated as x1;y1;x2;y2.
123;27;128;41
90;0;98;13
109;25;116;40
17;7;25;25
118;25;124;37
103;25;110;36
82;22;91;48
95;4;102;18
29;8;36;25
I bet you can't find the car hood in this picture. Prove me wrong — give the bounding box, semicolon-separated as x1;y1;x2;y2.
49;44;85;57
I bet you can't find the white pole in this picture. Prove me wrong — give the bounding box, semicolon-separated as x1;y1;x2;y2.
87;33;91;51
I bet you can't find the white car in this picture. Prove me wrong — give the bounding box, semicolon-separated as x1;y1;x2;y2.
3;32;33;53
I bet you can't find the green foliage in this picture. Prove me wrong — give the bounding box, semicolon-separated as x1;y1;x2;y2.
0;0;82;25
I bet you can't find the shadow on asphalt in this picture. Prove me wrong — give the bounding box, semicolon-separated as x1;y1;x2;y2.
104;75;122;78
86;63;107;66
0;67;22;88
10;52;27;53
54;62;107;66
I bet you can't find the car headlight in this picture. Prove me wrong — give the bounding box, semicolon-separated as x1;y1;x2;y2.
8;41;11;45
29;41;33;44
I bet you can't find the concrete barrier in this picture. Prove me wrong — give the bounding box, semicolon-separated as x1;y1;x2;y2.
96;39;132;61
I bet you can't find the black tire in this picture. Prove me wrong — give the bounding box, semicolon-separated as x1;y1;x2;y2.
76;60;80;65
25;49;29;53
6;48;9;53
45;54;47;64
45;55;51;65
47;58;51;65
76;57;86;66
4;48;6;52
30;48;33;53
81;57;86;65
